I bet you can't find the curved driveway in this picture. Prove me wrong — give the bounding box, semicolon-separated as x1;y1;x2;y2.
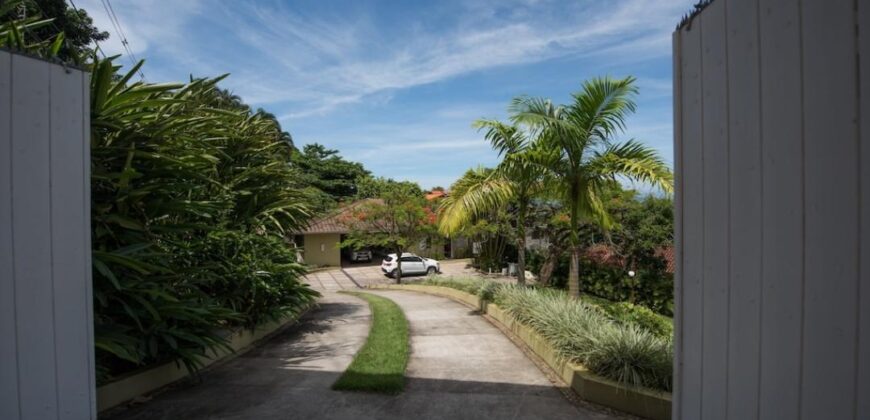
109;290;619;419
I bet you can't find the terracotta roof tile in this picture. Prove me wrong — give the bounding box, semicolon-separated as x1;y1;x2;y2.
299;199;382;234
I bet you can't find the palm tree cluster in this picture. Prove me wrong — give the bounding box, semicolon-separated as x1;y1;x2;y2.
439;77;672;298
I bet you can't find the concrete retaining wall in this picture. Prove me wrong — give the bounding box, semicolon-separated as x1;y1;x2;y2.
97;312;306;413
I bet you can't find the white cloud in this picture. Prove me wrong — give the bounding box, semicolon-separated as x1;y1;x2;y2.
82;0;687;114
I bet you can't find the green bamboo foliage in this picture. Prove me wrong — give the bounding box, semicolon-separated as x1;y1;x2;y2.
89;56;318;383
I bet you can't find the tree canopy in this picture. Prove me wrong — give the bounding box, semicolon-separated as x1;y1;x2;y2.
290;143;371;206
2;0;108;61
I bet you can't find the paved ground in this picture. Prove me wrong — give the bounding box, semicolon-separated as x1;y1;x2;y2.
340;258;521;288
107;290;619;420
303;269;359;291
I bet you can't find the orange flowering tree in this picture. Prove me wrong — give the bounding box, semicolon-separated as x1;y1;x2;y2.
340;183;436;283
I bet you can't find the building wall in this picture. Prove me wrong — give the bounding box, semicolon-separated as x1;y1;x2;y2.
302;233;342;267
0;51;96;419
673;1;869;418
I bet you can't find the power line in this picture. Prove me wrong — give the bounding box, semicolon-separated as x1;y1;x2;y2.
98;0;145;79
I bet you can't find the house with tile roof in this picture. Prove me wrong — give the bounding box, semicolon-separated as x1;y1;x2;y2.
295;192;471;267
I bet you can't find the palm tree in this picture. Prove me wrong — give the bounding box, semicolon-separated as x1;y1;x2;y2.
438;121;546;285
510;76;672;298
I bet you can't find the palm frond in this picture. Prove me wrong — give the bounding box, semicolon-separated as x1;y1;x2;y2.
586;140;674;194
438;168;514;235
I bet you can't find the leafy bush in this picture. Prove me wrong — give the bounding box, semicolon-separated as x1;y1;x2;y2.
527;249;674;316
89;57;319;383
583;297;673;339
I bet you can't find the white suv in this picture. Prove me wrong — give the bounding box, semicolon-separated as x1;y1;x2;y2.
350;249;372;262
381;253;439;278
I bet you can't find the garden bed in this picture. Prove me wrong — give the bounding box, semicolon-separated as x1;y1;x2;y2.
369;283;672;420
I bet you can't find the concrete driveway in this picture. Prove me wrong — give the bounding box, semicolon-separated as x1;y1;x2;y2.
106;290;623;420
303;269;359;292
341;258;500;288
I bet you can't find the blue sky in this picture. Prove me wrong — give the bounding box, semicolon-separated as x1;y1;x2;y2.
77;0;692;190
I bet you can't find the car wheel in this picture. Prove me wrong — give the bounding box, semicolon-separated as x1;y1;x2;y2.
427;267;436;276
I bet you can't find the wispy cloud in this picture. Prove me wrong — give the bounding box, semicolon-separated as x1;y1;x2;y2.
74;0;688;188
81;0;685;114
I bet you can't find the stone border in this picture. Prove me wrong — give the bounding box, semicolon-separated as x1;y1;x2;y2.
96;310;308;413
370;284;671;420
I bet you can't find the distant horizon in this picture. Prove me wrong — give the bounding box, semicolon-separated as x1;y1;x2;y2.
77;0;692;190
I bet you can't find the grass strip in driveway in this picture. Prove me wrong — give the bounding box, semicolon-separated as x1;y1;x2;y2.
333;291;409;393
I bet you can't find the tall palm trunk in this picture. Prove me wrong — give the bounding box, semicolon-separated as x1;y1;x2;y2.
516;198;528;285
568;181;581;298
568;245;581;298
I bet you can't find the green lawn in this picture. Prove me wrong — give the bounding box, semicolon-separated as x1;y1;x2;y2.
332;291;410;393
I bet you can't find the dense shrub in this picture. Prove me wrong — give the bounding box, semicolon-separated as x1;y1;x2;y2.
89;57;319;383
583;296;673;339
527;250;673;316
419;278;673;391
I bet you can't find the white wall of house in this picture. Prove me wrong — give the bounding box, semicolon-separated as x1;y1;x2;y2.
673;1;869;418
0;51;96;420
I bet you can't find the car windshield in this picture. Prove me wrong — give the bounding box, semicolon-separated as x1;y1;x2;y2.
383;256;393;262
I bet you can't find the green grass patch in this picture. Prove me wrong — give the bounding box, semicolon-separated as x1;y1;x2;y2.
332;292;410;394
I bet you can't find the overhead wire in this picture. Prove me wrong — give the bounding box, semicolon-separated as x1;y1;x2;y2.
98;0;145;79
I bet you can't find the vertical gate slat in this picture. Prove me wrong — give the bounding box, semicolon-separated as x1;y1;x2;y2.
82;71;96;419
50;65;91;419
724;0;762;417
858;1;870;418
677;18;704;420
757;0;804;418
699;3;729;419
671;29;683;420
11;54;59;420
0;47;20;420
799;1;860;418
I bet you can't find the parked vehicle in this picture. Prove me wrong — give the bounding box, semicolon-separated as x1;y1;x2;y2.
351;249;373;262
381;253;440;277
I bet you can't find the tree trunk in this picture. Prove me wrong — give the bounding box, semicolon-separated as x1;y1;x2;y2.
516;200;527;286
568;245;581;299
517;236;526;285
538;244;561;287
395;246;403;284
568;180;581;299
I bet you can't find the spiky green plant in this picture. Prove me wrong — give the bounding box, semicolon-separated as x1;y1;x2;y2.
89;55;318;383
